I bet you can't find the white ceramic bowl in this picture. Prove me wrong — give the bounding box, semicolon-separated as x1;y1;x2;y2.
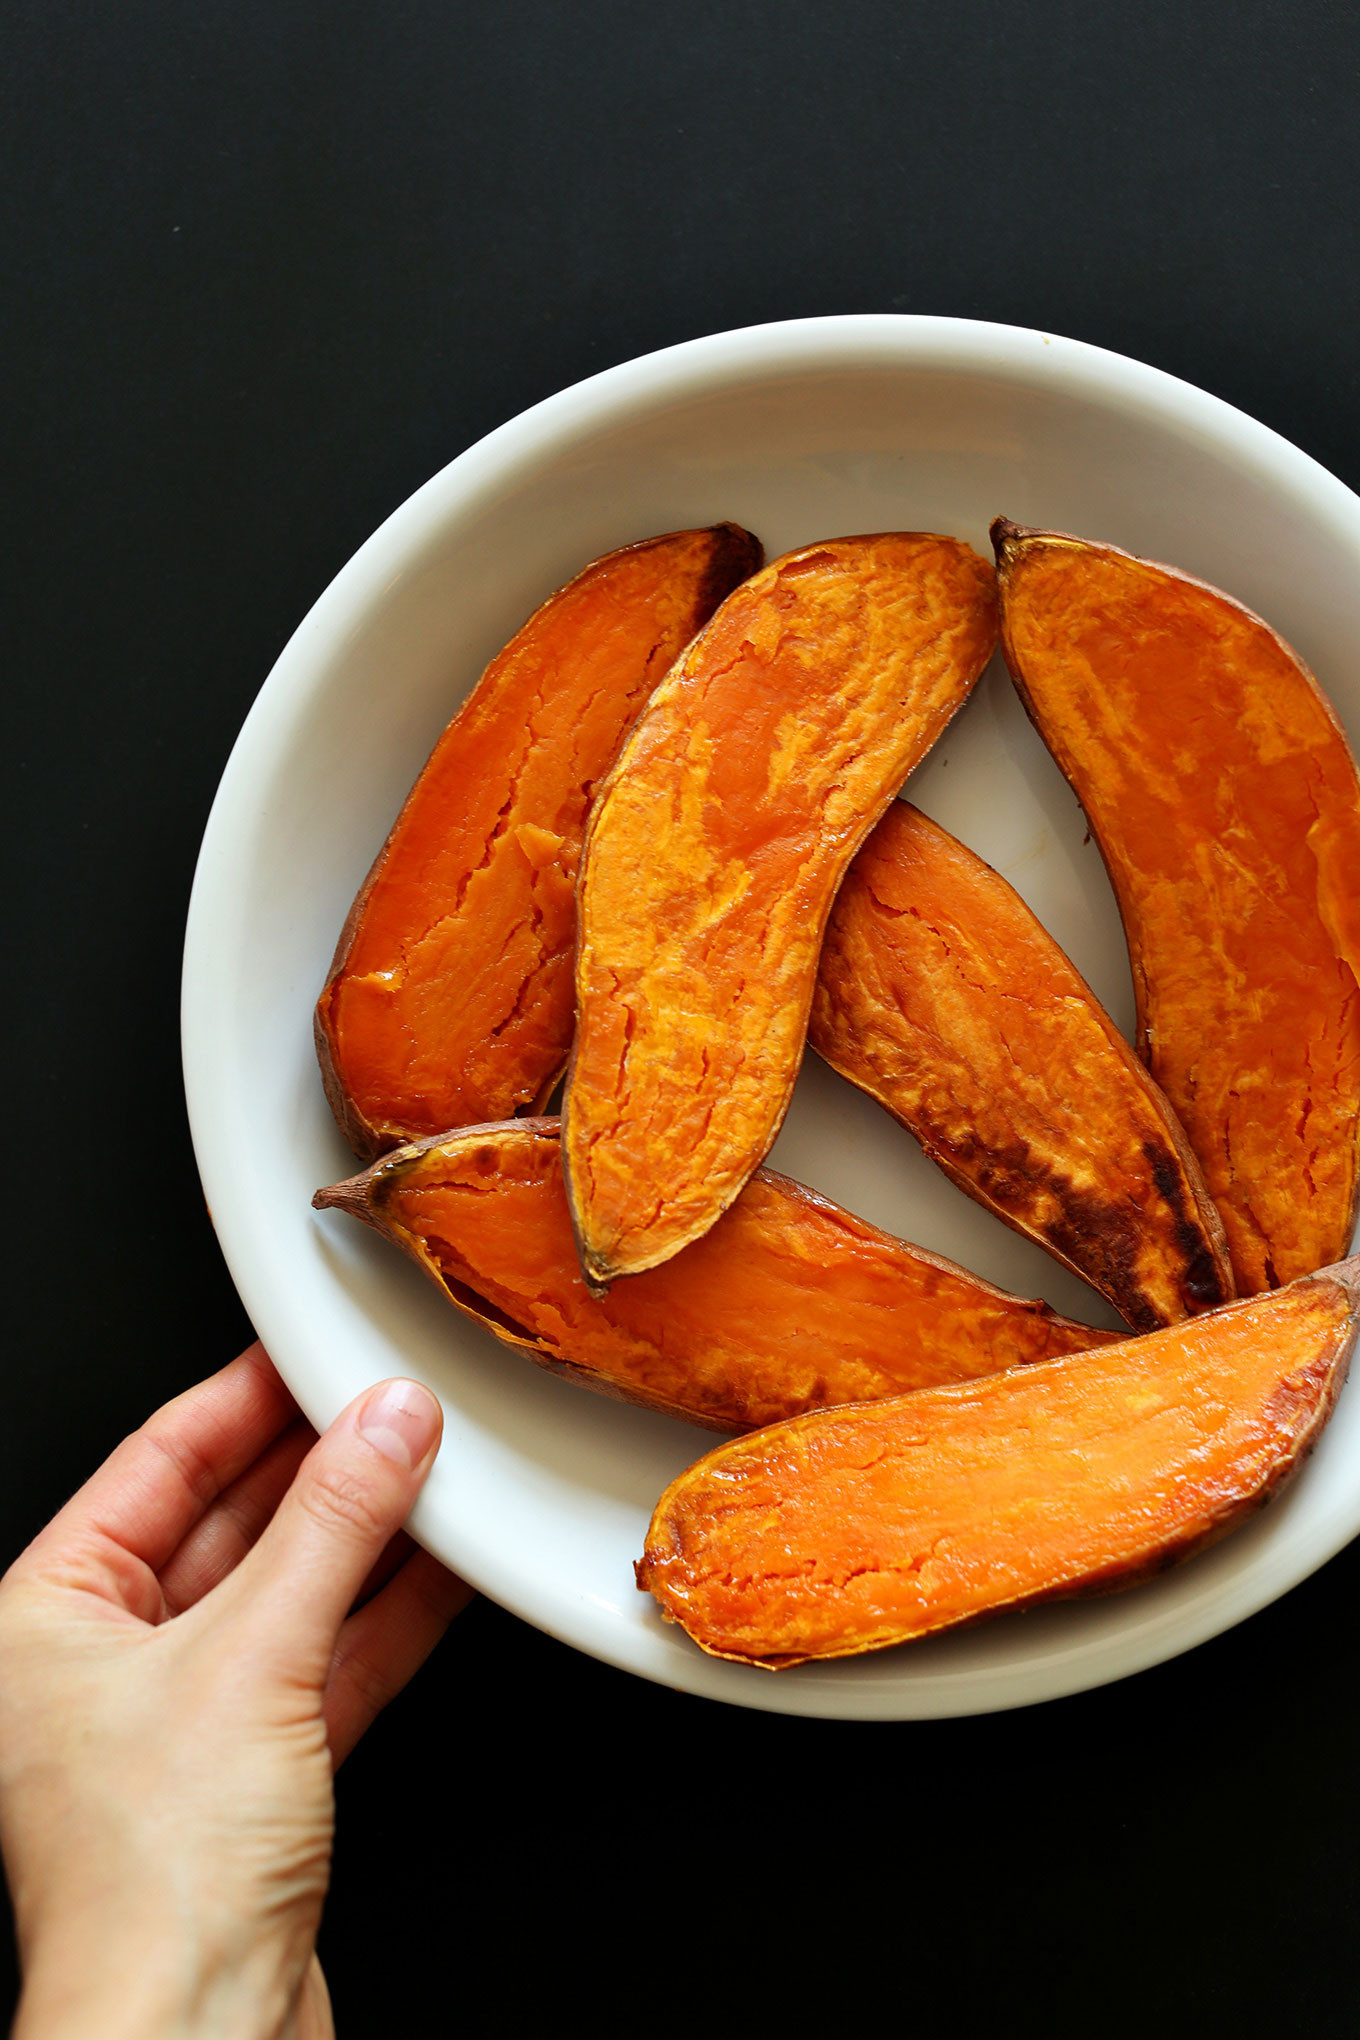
183;315;1360;1718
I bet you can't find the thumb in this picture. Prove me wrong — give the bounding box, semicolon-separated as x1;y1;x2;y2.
227;1377;443;1677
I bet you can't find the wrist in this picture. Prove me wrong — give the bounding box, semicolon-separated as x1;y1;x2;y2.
14;1909;304;2040
15;1938;200;2040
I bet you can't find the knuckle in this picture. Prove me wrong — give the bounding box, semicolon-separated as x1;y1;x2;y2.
299;1463;391;1542
139;1420;219;1510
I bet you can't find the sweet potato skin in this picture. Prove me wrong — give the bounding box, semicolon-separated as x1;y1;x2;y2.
315;524;762;1160
993;520;1360;1293
637;1256;1359;1666
810;801;1234;1331
313;1118;1114;1434
563;533;999;1289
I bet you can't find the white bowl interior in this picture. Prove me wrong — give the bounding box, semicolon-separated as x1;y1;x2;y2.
184;318;1360;1717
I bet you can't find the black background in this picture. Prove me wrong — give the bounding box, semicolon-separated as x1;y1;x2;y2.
7;3;1360;2033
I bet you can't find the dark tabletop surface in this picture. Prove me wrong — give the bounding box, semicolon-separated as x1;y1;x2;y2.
7;4;1360;2033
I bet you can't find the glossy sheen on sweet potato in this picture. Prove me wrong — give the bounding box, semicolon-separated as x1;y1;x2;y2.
810;801;1234;1331
637;1255;1359;1666
994;520;1360;1293
315;524;762;1160
563;533;999;1288
313;1117;1114;1433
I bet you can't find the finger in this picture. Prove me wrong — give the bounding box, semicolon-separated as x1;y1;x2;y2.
22;1344;298;1582
325;1548;473;1765
157;1417;316;1615
352;1529;416;1611
225;1378;443;1681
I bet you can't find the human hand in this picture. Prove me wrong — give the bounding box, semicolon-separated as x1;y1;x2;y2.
0;1343;471;2040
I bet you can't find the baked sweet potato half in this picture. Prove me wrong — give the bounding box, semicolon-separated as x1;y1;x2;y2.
315;523;762;1160
312;1118;1113;1433
810;801;1234;1331
563;533;999;1289
994;519;1360;1293
637;1253;1359;1667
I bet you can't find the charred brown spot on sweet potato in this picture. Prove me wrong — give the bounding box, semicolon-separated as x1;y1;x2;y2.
1141;1139;1228;1311
315;525;762;1160
810;802;1233;1331
313;1118;1115;1434
637;1266;1358;1666
993;521;1360;1293
563;536;999;1287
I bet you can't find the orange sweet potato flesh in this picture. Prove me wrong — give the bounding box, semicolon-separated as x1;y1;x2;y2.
994;520;1360;1294
315;524;762;1160
312;1118;1115;1434
563;533;999;1288
810;801;1234;1332
638;1254;1359;1666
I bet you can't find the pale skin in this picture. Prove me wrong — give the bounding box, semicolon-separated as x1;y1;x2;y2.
0;1343;472;2039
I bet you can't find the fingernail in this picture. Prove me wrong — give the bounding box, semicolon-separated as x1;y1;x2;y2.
356;1379;442;1470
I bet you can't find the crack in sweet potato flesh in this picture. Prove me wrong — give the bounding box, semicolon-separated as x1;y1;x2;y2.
323;1119;1114;1434
563;534;999;1284
315;526;761;1158
637;1272;1356;1665
995;528;1360;1293
810;802;1234;1331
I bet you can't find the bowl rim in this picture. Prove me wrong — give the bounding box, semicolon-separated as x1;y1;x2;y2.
182;313;1360;1717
